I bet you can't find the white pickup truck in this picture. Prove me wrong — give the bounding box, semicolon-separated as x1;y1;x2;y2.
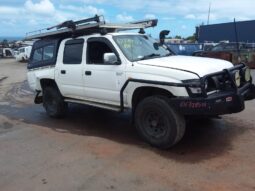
15;46;32;62
26;16;255;148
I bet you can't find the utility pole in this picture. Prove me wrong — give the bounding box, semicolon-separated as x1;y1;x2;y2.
207;2;211;25
234;18;241;62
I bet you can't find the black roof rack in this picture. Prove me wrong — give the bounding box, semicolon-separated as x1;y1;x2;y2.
25;15;158;40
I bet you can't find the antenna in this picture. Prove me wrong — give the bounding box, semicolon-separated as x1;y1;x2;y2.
234;18;241;62
207;2;211;25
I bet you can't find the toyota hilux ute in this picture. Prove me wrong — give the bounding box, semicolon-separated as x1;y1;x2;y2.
26;15;255;149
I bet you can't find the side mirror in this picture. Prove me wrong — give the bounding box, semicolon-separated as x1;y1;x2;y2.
103;53;119;65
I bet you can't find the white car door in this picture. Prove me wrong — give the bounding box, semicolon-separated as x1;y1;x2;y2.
83;37;126;105
55;39;85;99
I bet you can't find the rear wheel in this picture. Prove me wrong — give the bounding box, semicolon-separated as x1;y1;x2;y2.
134;96;185;149
43;86;67;118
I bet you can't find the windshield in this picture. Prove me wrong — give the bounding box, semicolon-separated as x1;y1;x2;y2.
113;35;171;62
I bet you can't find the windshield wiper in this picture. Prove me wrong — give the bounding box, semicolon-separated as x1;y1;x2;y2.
140;53;160;60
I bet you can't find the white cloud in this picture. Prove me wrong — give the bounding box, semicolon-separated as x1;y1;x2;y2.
181;25;187;29
162;17;175;21
85;5;104;15
82;0;255;22
145;14;156;19
83;0;106;3
116;13;134;22
1;0;255;37
28;19;38;26
60;4;104;16
185;14;196;19
0;6;19;14
24;0;55;15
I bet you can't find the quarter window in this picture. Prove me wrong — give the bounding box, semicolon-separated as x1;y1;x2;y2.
43;45;54;61
32;48;43;62
32;44;55;63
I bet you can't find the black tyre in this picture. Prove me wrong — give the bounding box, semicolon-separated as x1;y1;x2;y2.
134;96;185;149
43;86;67;118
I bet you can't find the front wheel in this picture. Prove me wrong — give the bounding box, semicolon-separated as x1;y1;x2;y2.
134;96;186;149
43;86;68;118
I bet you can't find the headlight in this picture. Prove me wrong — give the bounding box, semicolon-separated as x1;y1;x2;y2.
182;79;202;95
234;71;241;87
189;87;202;94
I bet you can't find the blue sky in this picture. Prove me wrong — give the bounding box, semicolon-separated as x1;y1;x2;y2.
0;0;255;38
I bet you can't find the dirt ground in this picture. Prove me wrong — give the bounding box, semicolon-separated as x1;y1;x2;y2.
0;58;255;191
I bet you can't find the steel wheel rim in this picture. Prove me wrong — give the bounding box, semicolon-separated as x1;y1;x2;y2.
142;110;168;139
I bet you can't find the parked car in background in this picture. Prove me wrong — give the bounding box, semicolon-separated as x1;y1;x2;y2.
193;42;255;69
12;50;19;57
0;48;14;58
166;43;203;56
15;46;32;62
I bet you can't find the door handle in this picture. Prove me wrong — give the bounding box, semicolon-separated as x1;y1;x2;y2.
61;70;66;74
85;71;92;76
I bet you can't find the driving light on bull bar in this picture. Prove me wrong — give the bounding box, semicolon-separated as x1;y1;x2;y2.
234;71;241;87
241;67;251;82
244;67;251;82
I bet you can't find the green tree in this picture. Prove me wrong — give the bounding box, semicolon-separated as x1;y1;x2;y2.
185;33;196;42
174;35;182;39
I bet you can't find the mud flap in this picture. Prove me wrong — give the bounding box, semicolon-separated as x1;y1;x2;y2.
34;91;43;104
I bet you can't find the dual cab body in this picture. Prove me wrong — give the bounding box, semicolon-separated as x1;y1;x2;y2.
27;33;255;148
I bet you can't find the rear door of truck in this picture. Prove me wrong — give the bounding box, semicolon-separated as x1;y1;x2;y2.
55;38;86;99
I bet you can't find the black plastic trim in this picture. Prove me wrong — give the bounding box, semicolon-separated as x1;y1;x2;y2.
120;79;201;112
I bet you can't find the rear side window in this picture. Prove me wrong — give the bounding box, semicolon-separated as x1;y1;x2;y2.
43;45;54;61
63;39;84;64
32;48;43;62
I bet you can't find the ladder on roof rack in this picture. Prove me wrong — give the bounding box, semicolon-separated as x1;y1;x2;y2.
24;15;158;40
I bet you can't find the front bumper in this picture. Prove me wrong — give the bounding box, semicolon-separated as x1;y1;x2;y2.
169;83;255;116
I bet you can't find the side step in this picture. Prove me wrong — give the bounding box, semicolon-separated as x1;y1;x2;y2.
64;98;121;112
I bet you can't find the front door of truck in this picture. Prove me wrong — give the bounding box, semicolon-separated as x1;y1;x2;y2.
83;37;125;105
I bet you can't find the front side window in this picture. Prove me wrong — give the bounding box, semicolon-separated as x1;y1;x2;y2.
32;48;43;62
63;39;84;64
87;40;114;64
114;35;171;62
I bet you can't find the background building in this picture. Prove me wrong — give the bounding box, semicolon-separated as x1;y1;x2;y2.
196;20;255;43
